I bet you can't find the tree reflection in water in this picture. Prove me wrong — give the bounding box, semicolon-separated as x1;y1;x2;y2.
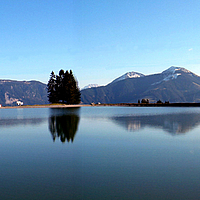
48;108;80;143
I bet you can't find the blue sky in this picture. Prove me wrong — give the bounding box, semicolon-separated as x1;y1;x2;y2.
1;0;200;88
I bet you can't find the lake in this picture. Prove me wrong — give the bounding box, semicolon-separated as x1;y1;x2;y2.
1;106;200;200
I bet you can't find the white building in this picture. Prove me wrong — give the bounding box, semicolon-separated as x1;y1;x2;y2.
17;101;23;106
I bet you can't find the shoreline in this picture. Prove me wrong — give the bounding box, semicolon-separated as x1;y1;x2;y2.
1;102;200;109
95;103;200;107
0;104;92;109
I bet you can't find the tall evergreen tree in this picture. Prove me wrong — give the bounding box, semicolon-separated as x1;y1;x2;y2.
47;69;81;104
67;70;81;104
56;69;65;102
47;71;57;103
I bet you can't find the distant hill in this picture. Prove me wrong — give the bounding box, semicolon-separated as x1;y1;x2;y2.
81;71;144;90
110;71;145;84
82;84;100;90
81;66;200;104
0;80;48;106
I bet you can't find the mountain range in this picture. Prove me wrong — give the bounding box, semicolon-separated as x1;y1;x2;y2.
0;80;48;106
1;66;200;106
81;66;200;104
82;84;100;90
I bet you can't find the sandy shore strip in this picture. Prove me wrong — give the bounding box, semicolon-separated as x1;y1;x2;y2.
2;102;200;109
0;104;92;109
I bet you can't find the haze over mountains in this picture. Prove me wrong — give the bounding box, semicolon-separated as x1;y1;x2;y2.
81;66;200;104
1;66;200;106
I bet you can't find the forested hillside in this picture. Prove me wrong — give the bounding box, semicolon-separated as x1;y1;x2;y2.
0;80;48;106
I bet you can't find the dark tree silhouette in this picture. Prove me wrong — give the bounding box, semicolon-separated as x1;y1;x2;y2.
47;71;57;103
47;69;81;104
141;99;149;103
157;99;163;104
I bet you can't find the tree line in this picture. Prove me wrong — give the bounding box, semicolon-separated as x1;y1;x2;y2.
47;69;81;104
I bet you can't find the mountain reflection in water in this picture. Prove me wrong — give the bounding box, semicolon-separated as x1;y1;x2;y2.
111;112;200;135
0;118;45;127
48;108;80;143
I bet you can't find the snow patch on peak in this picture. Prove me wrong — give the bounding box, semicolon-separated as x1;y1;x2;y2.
162;66;182;74
152;67;183;86
163;73;181;82
151;72;181;86
162;66;192;74
111;71;145;84
126;72;144;78
82;84;100;90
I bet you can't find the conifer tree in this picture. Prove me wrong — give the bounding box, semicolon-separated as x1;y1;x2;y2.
56;69;65;102
47;71;57;103
47;69;81;104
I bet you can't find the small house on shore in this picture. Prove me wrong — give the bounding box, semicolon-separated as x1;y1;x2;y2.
17;101;23;106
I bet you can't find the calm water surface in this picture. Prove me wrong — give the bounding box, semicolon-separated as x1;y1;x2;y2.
1;107;200;199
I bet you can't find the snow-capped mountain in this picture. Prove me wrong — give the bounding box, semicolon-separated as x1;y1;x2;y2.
162;66;196;78
82;84;100;90
152;66;197;85
82;72;144;90
81;66;200;104
111;71;145;84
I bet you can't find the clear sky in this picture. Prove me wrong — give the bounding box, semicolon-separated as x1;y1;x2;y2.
1;0;200;88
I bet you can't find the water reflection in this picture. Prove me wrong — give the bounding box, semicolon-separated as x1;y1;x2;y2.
111;112;200;135
48;108;80;143
0;118;45;127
